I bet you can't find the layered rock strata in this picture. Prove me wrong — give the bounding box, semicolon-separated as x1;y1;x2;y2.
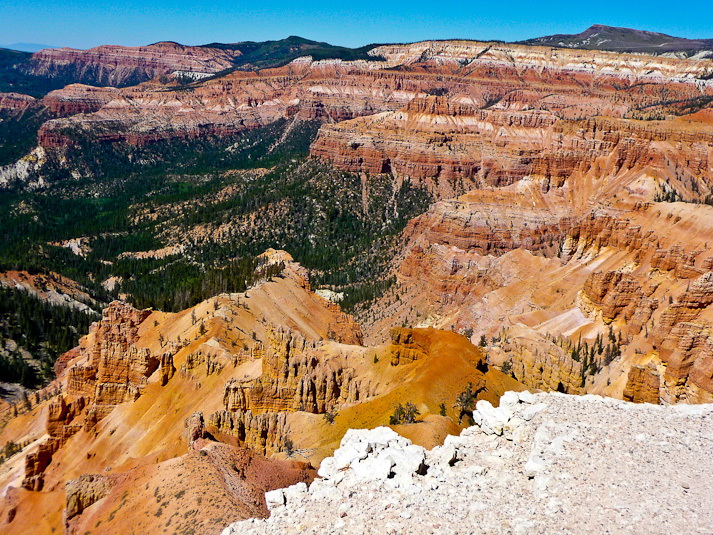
311;99;713;199
26;42;238;86
623;364;661;404
22;301;175;491
10;39;710;184
209;326;366;454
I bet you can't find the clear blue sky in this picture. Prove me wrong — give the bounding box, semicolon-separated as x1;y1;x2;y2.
1;0;712;49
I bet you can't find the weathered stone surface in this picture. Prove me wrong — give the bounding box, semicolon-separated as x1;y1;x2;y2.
65;474;111;520
623;364;661;404
222;326;363;415
659;321;713;404
66;301;175;430
0;92;38;111
208;410;289;455
42;84;119;115
222;392;713;535
581;271;659;327
22;301;177;492
210;326;369;455
184;411;206;446
21;438;59;491
159;350;176;386
388;328;433;365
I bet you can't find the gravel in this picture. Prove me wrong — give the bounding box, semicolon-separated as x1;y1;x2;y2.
222;392;713;535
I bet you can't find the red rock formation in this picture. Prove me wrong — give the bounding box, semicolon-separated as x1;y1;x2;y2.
26;41;713;173
658;320;713;403
581;271;659;331
65;474;112;520
22;440;57;491
657;273;713;342
311;103;713;199
210;325;369;454
26;42;238;86
42;84;119;115
0;92;38;111
388;328;434;365
65;301;161;417
623;364;661;404
21;301;176;492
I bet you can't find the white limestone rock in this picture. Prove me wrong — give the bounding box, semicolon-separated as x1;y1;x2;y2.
265;489;285;510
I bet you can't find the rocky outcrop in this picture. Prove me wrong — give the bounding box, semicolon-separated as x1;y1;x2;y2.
22;301;175;492
310;100;565;195
388;328;432;365
21;440;57;491
387;327;482;367
223;392;713;535
209;326;368;455
401;193;574;256
623;364;661;404
223;327;363;414
46;395;85;444
658;321;713;404
312;106;713;199
158;350;176;386
65;301;168;421
656;273;713;345
184;412;206;447
208;410;289;455
503;336;585;395
0;92;38;111
581;271;659;329
65;474;111;520
42;84;119;115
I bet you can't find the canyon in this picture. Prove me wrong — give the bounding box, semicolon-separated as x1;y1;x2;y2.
1;29;713;534
0;252;520;533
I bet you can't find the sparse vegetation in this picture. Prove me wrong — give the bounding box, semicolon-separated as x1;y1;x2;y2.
389;402;420;425
284;438;295;457
500;361;513;376
323;411;337;425
0;286;96;386
454;382;478;423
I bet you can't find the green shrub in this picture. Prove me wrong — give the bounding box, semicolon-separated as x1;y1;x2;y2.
389;402;420;425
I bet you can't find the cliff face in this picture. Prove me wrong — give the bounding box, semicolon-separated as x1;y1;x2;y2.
361;162;713;403
623;364;661;404
311;99;713;200
67;300;172;415
9;39;708;181
25;42;238;86
0;92;38;111
563;210;713;403
21;300;176;491
42;84;119;115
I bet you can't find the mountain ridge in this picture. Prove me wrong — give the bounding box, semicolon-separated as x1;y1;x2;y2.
521;24;713;55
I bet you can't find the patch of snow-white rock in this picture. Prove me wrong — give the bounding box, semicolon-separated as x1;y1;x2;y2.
0;147;46;188
222;391;713;535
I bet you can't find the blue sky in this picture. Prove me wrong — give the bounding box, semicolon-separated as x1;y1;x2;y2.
1;0;712;49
